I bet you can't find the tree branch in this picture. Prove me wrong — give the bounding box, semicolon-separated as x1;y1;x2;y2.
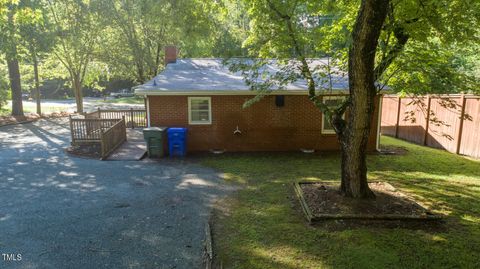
266;0;348;131
374;25;409;81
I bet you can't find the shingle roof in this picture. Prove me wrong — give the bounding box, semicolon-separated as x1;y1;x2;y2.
134;58;349;95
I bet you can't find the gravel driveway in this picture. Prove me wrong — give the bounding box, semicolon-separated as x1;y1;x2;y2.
0;118;232;269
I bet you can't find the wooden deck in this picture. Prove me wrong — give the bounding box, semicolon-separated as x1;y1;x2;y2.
106;129;146;161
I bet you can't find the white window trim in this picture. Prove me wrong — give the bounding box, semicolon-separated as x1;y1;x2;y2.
376;95;383;151
321;96;346;135
188;97;212;125
146;96;151;127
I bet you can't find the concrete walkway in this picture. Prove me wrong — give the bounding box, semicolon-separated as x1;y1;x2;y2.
0;118;233;269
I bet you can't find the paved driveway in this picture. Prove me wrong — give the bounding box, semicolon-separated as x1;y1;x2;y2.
0;118;232;269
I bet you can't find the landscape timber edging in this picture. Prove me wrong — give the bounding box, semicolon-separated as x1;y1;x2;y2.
294;181;443;223
204;222;213;269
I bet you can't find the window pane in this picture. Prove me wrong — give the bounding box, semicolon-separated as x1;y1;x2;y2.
191;100;209;110
323;118;333;131
189;98;211;124
322;97;344;133
324;98;343;107
191;110;210;122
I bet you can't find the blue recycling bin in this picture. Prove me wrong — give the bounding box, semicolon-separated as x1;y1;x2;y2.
167;127;187;157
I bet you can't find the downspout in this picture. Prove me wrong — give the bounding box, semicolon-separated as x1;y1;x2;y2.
146;95;151;127
376;94;383;151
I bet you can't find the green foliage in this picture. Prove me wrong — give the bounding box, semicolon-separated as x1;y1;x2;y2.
0;0;45;57
209;0;249;57
2;0;248;96
374;0;480;94
17;0;55;59
94;0;234;83
46;0;99;79
237;0;480;95
2;0;479;105
241;0;353;60
94;0;176;82
0;59;9;109
384;40;480;94
201;136;480;268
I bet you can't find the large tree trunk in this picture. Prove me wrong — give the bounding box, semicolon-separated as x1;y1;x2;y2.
7;56;23;116
33;50;41;115
338;0;389;198
6;6;23;116
72;74;84;113
136;61;145;83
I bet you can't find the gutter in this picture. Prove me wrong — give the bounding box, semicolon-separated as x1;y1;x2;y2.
133;88;353;96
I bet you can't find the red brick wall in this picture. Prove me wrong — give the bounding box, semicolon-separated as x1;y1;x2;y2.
148;95;379;152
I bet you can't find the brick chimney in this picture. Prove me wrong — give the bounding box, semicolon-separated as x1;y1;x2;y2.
164;46;177;65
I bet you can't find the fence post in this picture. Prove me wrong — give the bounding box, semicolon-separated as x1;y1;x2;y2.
423;95;432;146
122;116;127;142
69;115;74;145
456;94;467;154
100;124;105;159
130;108;134;129
395;97;402;138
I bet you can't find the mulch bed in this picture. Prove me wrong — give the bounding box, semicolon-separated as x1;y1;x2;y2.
295;181;441;223
65;143;102;159
0;112;71;127
377;145;409;155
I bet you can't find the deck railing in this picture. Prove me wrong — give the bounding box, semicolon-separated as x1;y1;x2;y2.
70;117;121;142
69;115;127;160
84;110;100;119
100;118;127;159
84;108;147;128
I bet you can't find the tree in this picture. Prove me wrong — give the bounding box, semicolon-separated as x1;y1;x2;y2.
18;0;54;115
341;0;389;197
0;1;25;116
383;40;480;94
209;0;250;57
0;58;9;110
235;0;480;198
95;0;222;83
94;0;175;83
46;0;98;113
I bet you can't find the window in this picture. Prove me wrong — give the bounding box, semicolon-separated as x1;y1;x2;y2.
188;97;212;124
322;96;346;134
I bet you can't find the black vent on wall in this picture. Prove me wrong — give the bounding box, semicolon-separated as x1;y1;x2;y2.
275;95;285;107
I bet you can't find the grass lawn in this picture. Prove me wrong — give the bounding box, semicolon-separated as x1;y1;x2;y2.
201;136;480;269
1;101;69;116
99;96;144;104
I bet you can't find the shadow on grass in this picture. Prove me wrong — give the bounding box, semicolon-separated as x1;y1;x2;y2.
203;136;480;269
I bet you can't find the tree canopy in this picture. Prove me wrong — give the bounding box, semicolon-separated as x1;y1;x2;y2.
2;0;477;108
237;0;480;93
0;0;250;114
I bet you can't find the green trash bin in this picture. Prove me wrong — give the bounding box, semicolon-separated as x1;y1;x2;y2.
143;127;167;158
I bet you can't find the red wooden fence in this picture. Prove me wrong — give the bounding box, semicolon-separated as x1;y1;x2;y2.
381;94;480;159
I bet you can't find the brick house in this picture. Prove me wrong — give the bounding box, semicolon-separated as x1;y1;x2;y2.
134;47;382;152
